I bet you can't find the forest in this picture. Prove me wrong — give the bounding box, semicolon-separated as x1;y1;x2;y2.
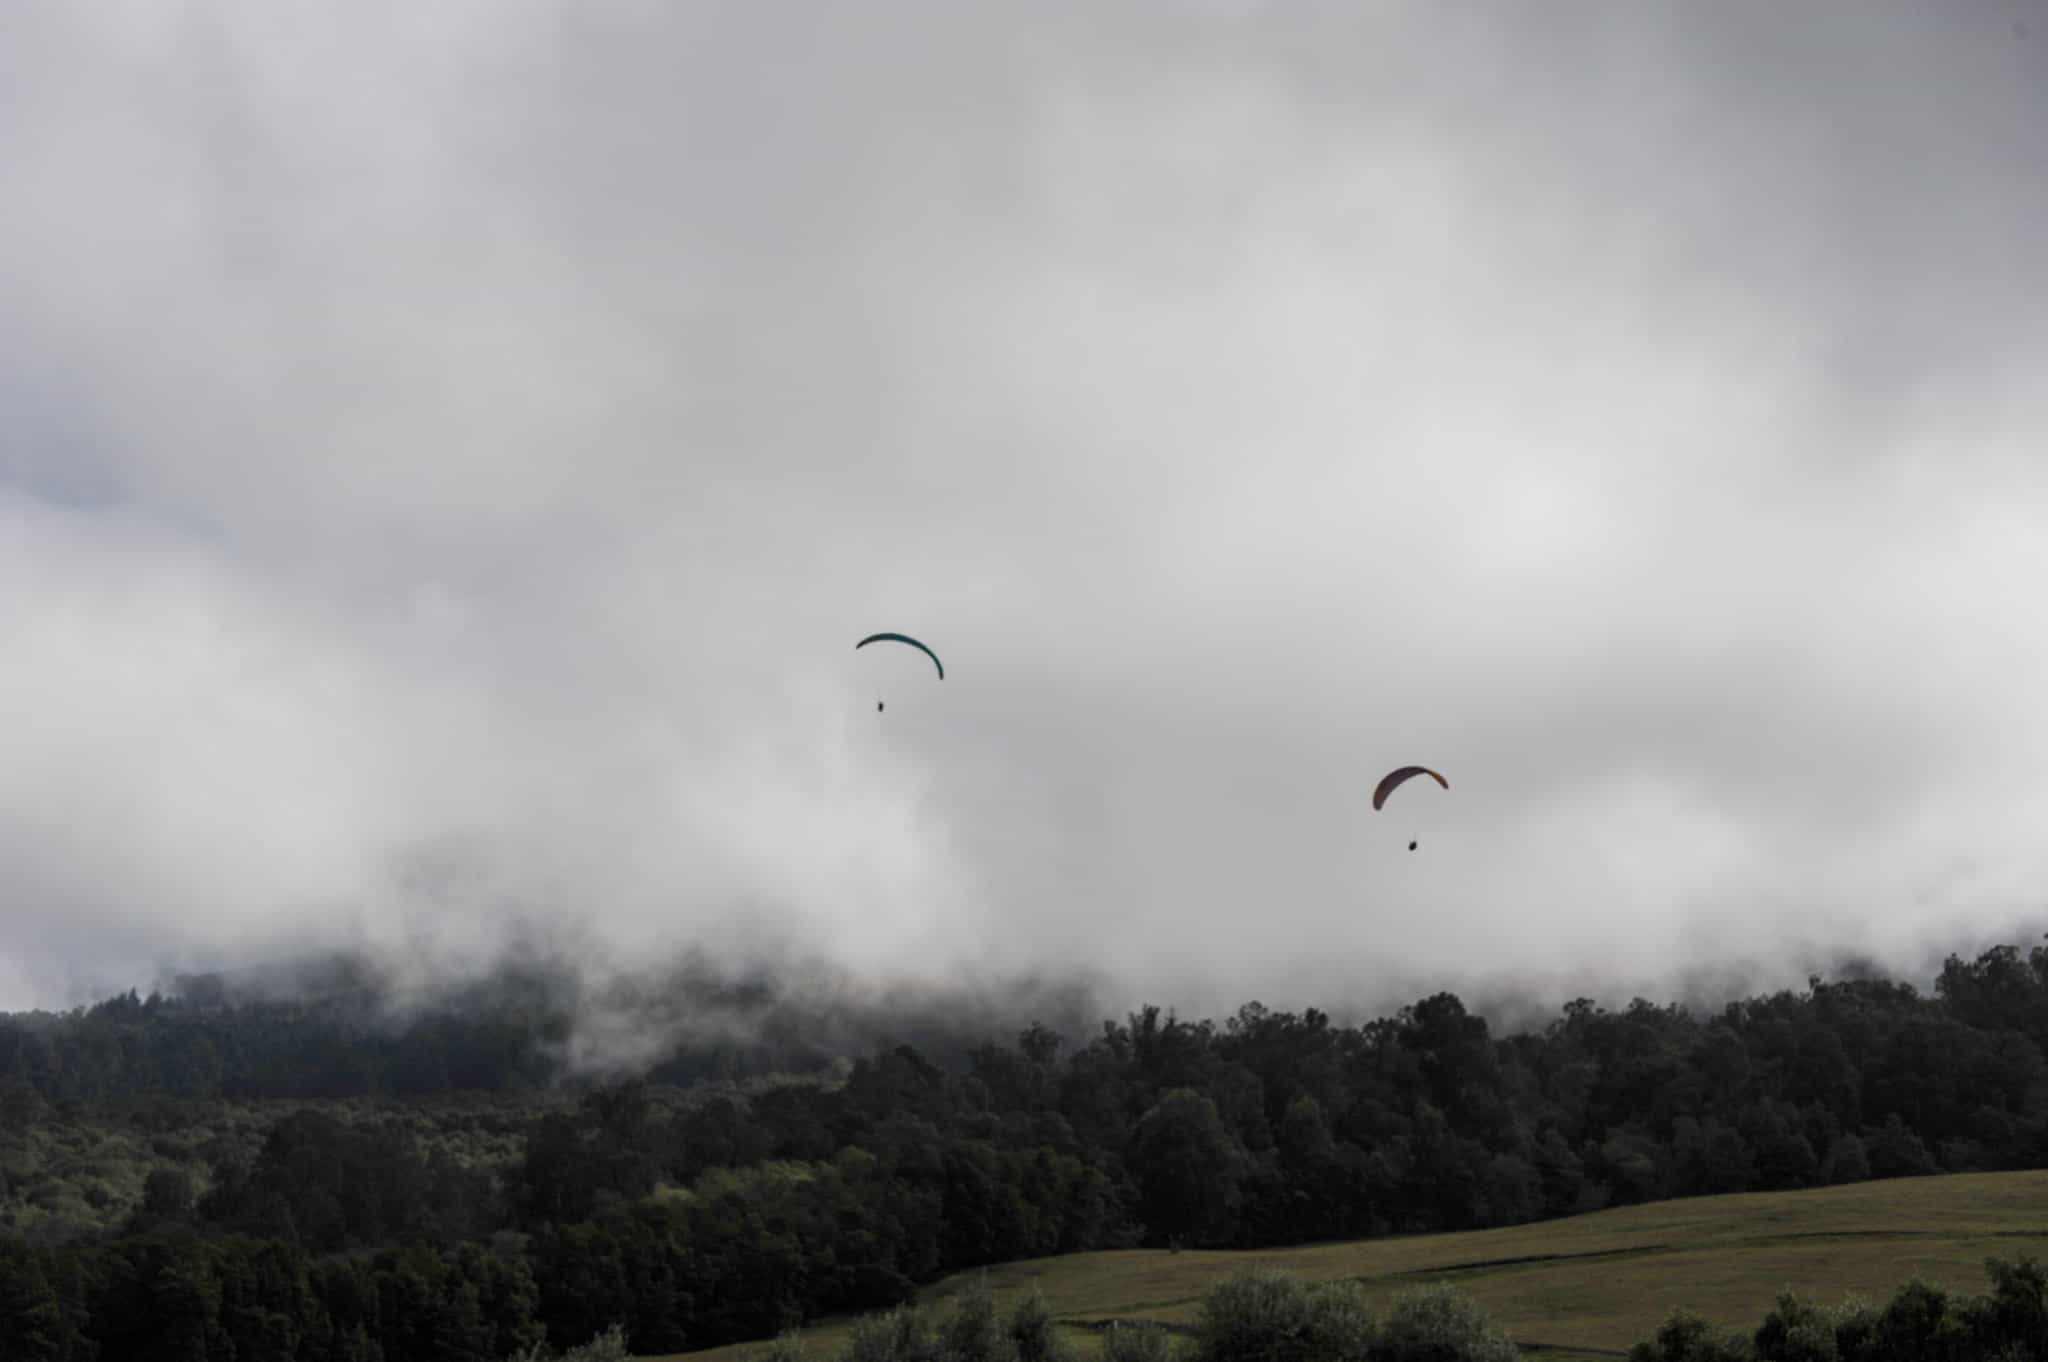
5;935;2048;1358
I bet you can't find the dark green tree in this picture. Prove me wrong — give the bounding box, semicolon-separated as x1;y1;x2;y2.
1127;1089;1246;1247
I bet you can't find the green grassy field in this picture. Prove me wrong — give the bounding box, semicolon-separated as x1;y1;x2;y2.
653;1170;2048;1362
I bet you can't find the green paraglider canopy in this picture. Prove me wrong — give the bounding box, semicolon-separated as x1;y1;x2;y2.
1373;765;1448;811
855;632;944;679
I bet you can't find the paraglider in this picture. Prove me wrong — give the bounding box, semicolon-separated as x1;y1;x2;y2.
1374;765;1448;850
856;632;942;713
1372;765;1448;810
855;632;943;678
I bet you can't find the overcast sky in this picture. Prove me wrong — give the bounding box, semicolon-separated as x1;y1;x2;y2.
2;2;2045;1022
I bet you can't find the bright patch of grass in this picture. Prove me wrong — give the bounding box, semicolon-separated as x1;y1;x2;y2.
648;1170;2048;1362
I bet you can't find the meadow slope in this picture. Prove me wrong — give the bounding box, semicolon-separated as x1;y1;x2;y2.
658;1170;2048;1362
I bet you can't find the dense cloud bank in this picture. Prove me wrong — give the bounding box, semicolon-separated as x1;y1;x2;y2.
4;3;2048;1019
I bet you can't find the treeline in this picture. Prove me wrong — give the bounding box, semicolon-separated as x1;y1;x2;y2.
7;939;2048;1355
0;966;774;1107
0;1231;542;1361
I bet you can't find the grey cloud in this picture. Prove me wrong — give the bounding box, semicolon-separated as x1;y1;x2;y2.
1;2;2045;1029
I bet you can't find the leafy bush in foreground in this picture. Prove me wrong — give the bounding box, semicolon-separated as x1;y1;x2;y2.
1628;1311;1754;1362
771;1269;1519;1362
1373;1283;1520;1362
1103;1322;1177;1362
1631;1254;2048;1362
508;1322;631;1362
1189;1269;1378;1362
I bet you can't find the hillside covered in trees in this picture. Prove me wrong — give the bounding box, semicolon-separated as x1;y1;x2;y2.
6;936;2048;1358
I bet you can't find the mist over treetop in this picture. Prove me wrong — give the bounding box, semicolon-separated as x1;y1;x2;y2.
3;926;2040;1111
10;931;2048;1352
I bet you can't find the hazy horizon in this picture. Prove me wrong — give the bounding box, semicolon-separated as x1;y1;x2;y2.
4;3;2045;1030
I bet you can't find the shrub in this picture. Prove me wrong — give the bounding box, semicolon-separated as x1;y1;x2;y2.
941;1278;1016;1362
562;1325;632;1362
845;1306;939;1362
1872;1279;1964;1362
1827;1297;1879;1362
1007;1291;1073;1362
1103;1321;1178;1362
762;1330;806;1362
1299;1283;1374;1362
505;1323;632;1362
1191;1268;1374;1362
1192;1268;1305;1362
1627;1311;1755;1362
1753;1294;1836;1362
1982;1255;2048;1356
1376;1282;1519;1362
